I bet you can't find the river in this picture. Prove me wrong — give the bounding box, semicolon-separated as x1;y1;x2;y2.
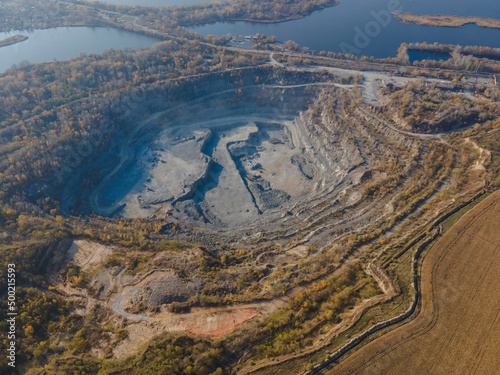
0;27;161;72
189;0;500;58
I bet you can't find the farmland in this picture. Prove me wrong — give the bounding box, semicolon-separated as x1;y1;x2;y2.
324;189;500;375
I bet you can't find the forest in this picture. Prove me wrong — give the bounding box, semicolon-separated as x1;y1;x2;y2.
0;0;100;32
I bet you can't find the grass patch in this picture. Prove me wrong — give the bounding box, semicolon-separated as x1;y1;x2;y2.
118;16;135;22
441;193;488;232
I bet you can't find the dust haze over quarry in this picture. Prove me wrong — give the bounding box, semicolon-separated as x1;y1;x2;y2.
91;86;330;227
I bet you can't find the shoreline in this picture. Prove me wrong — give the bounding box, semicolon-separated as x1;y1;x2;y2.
0;34;28;48
184;1;339;27
395;13;500;30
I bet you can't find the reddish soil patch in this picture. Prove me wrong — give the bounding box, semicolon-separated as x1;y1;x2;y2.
182;307;258;337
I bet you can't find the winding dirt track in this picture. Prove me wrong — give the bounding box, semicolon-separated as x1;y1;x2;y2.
324;189;500;375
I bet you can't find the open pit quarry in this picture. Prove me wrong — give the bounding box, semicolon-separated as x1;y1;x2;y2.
89;79;421;253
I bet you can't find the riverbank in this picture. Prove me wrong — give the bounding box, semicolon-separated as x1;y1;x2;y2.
395;13;500;29
216;1;339;24
0;34;28;48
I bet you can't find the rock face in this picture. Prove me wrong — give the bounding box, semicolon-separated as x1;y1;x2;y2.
291;155;316;179
142;275;202;307
65;240;113;272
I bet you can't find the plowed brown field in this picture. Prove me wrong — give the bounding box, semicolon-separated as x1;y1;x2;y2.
325;190;500;375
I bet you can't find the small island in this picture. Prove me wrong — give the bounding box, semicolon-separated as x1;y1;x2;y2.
0;34;28;48
395;13;500;30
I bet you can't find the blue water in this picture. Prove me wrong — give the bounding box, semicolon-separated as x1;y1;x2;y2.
402;0;500;18
0;27;161;72
189;0;500;58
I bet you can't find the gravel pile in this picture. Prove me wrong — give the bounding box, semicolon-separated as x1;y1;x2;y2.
142;275;202;307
